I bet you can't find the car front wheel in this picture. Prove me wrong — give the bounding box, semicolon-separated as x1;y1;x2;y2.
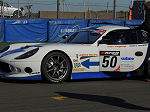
41;52;72;83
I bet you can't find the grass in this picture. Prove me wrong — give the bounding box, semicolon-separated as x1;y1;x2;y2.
0;43;14;49
0;42;58;49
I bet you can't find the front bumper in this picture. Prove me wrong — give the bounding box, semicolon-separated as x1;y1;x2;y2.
0;71;42;80
0;61;42;80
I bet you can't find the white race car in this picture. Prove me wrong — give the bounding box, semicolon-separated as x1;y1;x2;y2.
0;25;149;83
0;1;25;18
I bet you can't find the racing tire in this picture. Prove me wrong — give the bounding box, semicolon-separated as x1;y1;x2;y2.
13;10;22;18
41;52;72;83
145;65;150;78
137;65;144;77
142;62;150;78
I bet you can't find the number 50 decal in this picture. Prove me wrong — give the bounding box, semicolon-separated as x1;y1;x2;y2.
102;56;117;68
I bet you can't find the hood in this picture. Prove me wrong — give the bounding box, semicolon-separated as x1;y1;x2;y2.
0;43;51;59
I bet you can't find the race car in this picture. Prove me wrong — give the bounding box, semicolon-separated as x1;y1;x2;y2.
0;25;149;83
0;1;25;18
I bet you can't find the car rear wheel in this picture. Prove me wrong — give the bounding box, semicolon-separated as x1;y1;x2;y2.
41;52;72;83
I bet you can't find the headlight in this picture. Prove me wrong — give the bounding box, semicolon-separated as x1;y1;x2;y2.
15;48;39;59
0;46;10;54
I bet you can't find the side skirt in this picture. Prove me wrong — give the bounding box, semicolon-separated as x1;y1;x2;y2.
71;72;136;79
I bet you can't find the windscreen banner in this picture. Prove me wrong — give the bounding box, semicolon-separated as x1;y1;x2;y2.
48;19;88;41
5;19;49;42
0;18;5;42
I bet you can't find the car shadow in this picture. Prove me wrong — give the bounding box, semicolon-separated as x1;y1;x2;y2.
56;92;150;111
0;78;44;84
0;77;133;84
0;76;146;84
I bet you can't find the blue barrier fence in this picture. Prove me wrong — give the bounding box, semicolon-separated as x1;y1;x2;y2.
5;19;49;42
88;19;125;27
125;20;144;28
0;18;145;42
0;19;5;42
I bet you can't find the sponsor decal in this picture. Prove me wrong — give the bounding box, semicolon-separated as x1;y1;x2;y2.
95;30;106;35
79;54;98;57
138;44;147;47
114;65;120;71
129;45;137;47
100;51;120;56
121;57;134;61
120;64;134;69
58;25;80;37
79;54;98;60
61;29;77;33
31;72;40;75
73;68;85;71
49;20;62;25
12;20;28;24
74;63;82;68
108;46;126;48
80;56;98;60
81;59;99;69
73;59;78;62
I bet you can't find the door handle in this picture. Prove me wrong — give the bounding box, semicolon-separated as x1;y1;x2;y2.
135;51;143;56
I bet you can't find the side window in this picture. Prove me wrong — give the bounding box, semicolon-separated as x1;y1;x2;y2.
102;29;139;45
103;30;127;45
125;30;138;44
4;3;11;7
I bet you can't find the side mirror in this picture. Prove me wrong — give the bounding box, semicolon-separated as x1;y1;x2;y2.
62;35;69;39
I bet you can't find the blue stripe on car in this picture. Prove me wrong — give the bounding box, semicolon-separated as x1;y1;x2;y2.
72;72;134;79
4;75;42;80
0;49;25;58
1;72;135;80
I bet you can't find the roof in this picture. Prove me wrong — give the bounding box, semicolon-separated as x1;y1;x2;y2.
96;25;130;31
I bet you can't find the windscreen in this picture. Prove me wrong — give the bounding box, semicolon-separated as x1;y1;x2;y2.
62;29;105;44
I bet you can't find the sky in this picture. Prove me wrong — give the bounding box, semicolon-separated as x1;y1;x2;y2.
4;0;132;13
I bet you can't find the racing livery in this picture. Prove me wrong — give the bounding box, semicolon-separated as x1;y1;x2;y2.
0;25;149;83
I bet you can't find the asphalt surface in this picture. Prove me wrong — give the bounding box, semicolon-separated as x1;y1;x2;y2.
0;78;150;112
